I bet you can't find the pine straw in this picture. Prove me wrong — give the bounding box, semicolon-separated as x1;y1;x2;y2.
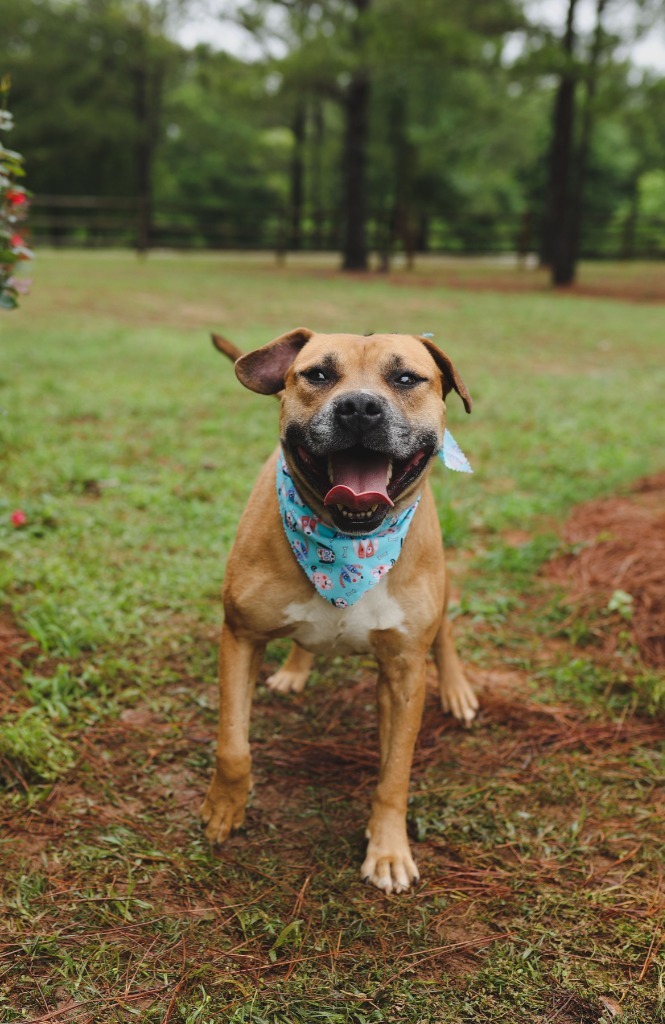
547;473;665;666
0;612;35;714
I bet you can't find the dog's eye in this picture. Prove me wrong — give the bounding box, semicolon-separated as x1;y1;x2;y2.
301;368;329;383
393;372;424;388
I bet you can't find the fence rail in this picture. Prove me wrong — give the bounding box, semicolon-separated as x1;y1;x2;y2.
28;195;665;260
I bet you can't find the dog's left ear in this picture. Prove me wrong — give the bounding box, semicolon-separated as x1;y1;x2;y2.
417;336;472;413
235;327;314;395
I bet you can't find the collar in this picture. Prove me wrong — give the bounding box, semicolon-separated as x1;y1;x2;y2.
275;430;471;607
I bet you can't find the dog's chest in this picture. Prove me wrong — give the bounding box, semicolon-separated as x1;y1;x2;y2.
282;578;405;655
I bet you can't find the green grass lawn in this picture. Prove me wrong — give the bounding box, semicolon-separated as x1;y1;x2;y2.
0;251;663;1022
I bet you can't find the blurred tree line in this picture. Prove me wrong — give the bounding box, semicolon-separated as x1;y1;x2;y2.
0;0;664;282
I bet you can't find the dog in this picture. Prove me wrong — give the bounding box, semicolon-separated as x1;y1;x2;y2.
201;328;478;893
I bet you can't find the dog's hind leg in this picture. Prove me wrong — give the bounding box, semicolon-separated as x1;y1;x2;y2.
201;624;265;844
433;611;478;726
266;642;314;695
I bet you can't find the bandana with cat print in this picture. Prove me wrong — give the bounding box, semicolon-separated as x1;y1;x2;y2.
276;429;472;607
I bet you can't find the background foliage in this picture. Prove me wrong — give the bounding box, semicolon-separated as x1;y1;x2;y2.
0;0;664;274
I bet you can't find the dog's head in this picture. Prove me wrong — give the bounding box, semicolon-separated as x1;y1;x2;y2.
235;328;472;535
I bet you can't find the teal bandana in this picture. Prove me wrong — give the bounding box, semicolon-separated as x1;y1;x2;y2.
277;430;472;607
439;428;472;473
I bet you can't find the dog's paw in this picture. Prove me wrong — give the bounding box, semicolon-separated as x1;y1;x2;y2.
360;823;418;897
265;668;308;695
200;778;249;844
440;676;479;726
361;847;420;894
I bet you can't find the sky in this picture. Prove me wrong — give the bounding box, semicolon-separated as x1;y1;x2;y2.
175;0;665;71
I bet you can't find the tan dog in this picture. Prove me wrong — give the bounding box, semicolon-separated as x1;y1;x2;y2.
201;328;477;893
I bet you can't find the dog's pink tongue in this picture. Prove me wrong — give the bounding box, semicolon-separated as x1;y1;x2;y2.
324;450;393;510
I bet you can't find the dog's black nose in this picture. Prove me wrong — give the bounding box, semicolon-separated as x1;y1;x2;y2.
334;391;385;434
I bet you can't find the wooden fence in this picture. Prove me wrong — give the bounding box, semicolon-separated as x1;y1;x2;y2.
28;195;665;260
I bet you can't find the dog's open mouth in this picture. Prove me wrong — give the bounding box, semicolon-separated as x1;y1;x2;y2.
294;444;432;532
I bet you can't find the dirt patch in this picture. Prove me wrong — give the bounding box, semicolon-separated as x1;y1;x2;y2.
547;473;665;666
386;271;665;303
310;262;665;303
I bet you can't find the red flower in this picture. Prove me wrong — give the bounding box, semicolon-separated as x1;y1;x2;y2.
9;233;30;259
5;189;27;207
10;510;27;527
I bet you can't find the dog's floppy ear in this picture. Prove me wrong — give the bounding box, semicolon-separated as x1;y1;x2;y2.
235;327;314;395
417;336;472;414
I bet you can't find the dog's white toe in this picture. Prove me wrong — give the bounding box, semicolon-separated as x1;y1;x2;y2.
440;678;479;725
361;845;420;895
265;669;308;694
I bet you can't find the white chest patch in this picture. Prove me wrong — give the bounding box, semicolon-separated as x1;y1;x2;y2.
283;576;406;656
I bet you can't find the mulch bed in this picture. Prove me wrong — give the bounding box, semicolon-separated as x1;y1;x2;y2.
547;473;665;667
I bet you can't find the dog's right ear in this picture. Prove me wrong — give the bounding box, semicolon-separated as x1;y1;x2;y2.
234;328;314;395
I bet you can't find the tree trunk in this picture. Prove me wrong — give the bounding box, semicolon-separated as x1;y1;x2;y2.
389;92;417;270
311;100;324;250
289;103;306;251
549;0;579;286
415;214;429;253
341;0;371;272
134;59;152;255
132;3;166;257
570;0;608;267
620;178;639;259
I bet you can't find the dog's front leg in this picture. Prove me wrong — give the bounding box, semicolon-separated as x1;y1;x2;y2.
362;639;427;894
201;623;264;844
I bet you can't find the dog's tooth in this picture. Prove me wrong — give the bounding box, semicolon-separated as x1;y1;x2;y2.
386;458;393;485
337;504;344;511
370;504;378;513
328;458;334;484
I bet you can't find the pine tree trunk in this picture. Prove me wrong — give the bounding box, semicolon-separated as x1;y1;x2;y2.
549;0;579;286
550;80;576;285
341;0;371;272
134;60;152;255
620;178;639;259
289;103;306;251
311;101;324;250
132;4;165;257
570;0;608;267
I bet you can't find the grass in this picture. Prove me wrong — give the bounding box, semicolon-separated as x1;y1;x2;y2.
0;251;663;1022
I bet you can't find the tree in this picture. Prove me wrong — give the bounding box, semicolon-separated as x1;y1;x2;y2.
368;0;531;266
0;0;183;248
537;0;665;284
155;45;288;247
2;0;663;266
